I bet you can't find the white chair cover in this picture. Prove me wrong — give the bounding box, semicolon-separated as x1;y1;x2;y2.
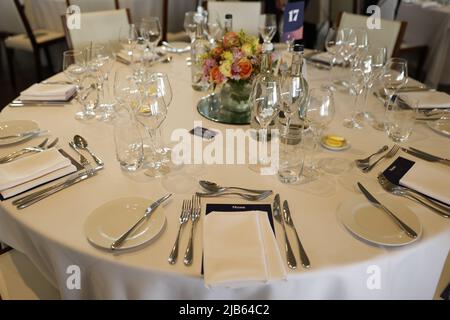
66;9;130;50
379;0;399;20
207;1;262;37
68;0;117;12
339;12;403;58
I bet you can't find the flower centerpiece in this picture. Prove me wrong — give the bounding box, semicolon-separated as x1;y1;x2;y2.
201;31;261;114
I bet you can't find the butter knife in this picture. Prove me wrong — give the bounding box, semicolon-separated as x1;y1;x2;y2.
357;183;418;238
273;194;297;269
111;194;172;250
282;200;311;269
409;147;450;166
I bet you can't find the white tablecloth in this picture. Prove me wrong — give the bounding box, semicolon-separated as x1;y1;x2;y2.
24;0;195;33
0;52;449;299
397;2;450;87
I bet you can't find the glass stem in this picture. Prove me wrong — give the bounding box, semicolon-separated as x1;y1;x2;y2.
259;127;268;164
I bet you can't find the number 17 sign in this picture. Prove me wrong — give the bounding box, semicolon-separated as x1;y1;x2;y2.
282;1;305;42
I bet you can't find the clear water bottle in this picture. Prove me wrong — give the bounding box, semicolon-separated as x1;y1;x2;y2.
191;14;210;91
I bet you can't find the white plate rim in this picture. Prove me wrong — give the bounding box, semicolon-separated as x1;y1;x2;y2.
84;197;166;251
0;120;39;146
337;194;422;247
427;120;450;138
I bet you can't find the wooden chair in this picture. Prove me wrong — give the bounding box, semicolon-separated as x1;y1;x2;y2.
66;0;119;12
337;12;406;58
62;9;131;50
0;249;60;300
4;0;66;92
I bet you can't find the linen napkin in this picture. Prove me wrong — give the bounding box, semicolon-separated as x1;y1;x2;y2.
398;91;450;109
400;161;450;205
309;52;343;65
203;211;286;288
0;148;77;198
20;83;76;101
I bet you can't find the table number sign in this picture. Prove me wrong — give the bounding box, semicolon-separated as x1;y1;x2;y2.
282;1;305;42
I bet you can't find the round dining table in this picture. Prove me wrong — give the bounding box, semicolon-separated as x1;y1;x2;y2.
0;49;449;299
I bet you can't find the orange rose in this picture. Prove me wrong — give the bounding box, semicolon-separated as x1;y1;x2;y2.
211;47;223;59
237;58;253;80
210;66;224;84
223;32;240;48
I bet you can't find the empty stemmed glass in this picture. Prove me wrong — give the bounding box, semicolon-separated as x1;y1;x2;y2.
140;17;162;61
337;28;357;68
205;20;222;47
74;74;98;121
113;66;140;114
343;68;366;129
373;58;409;131
184;12;198;43
323;27;340;91
134;80;169;177
119;24;139;70
249;79;281;174
259;14;277;44
63;50;86;85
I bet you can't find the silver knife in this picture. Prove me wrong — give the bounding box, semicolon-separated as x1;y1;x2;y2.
357;183;418;239
282;200;311;269
15;166;103;209
110;194;173;250
273;194;297;269
408;147;450;166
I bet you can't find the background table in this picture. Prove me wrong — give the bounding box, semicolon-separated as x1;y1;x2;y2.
397;2;450;87
0;52;449;299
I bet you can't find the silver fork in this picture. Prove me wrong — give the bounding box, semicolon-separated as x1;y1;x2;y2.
355;145;389;168
363;145;400;173
184;195;201;266
377;173;450;218
195;191;272;201
168;200;192;265
0;138;58;164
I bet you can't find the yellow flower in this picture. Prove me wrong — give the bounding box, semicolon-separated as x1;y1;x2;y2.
221;51;233;62
219;60;232;77
241;43;253;56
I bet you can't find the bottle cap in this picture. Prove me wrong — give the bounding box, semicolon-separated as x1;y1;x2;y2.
225;14;232;19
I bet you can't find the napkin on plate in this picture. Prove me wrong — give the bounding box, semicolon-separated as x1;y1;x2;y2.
203;211;286;288
0;148;77;198
400;161;450;205
20;83;76;101
398;91;450;109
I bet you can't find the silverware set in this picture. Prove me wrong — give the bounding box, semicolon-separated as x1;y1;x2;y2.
356;145;400;173
168;195;201;266
10;135;104;209
273;194;310;269
0;137;59;164
196;180;272;201
401;147;450;166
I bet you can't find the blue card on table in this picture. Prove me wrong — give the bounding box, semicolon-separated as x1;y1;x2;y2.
282;1;305;42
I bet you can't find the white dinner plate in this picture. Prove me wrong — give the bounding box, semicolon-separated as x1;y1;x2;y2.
0;120;39;146
337;194;422;246
427;119;450;138
85;197;166;250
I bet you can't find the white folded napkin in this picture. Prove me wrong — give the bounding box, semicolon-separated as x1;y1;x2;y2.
117;48;163;64
310;52;343;65
400;161;450;205
399;91;450;109
203;211;286;288
0;148;76;198
20;83;76;101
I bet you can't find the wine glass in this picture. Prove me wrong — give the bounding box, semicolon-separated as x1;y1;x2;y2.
119;24;139;68
62;50;86;85
141;17;162;60
74;74;98;121
337;28;357;67
343;68;366;129
205;21;222;47
259;14;277;44
135;82;169;177
323;27;340;91
303;88;337;177
184;11;198;43
281;74;308;136
249;79;281;174
373;58;408;131
113;66;140;113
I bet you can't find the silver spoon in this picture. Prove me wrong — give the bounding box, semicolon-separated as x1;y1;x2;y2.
73;135;104;166
199;180;271;194
355;145;389;168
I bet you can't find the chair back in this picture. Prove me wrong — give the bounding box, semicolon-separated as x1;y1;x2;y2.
63;9;131;50
378;0;399;20
207;1;262;37
0;0;26;35
66;0;119;12
337;12;406;58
